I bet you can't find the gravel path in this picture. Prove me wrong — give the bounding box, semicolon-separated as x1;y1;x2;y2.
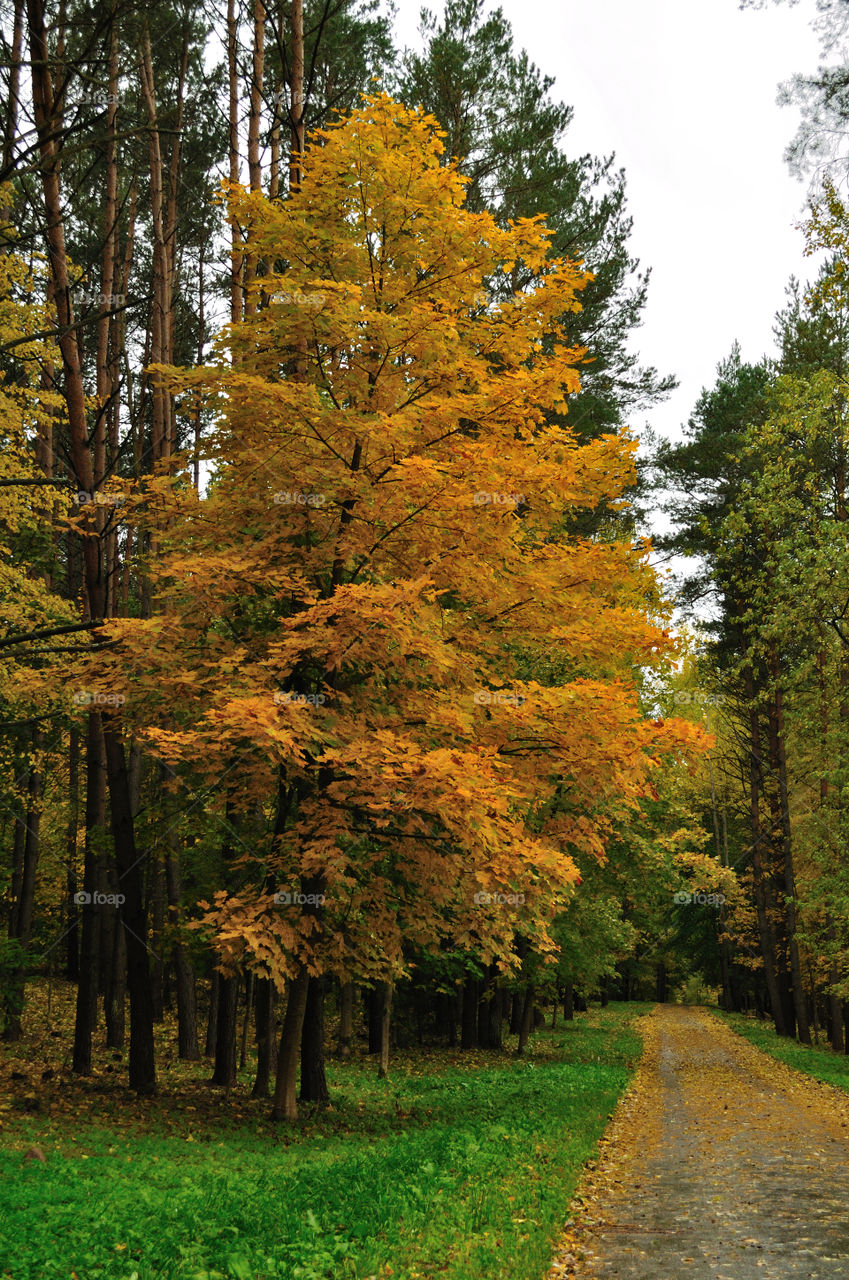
551;1005;849;1280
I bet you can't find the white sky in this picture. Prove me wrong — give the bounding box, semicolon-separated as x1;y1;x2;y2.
394;0;823;444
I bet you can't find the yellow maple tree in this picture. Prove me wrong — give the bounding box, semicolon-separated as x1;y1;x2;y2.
78;95;703;1117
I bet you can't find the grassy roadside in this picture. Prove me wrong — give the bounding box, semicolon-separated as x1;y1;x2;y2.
0;1002;647;1280
712;1007;849;1093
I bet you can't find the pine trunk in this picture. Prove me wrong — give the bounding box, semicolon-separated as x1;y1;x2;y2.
72;712;105;1073
26;0;155;1092
767;664;810;1044
743;661;787;1037
65;726;80;981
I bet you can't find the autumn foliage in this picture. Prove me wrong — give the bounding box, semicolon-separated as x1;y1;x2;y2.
75;96;702;1015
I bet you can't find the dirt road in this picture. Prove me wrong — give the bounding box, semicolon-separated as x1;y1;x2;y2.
550;1005;849;1279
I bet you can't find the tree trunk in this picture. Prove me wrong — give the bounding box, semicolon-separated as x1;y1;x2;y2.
828;920;844;1054
270;872;324;1121
271;965;310;1121
289;0;305;193
768;667;810;1044
336;980;354;1058
478;966;502;1048
240;972;253;1069
139;31;172;463
72;712;105;1073
477;977;491;1047
65;725;80;981
165;849;199;1060
446;988;459;1047
743;662;787;1037
367;983;382;1053
299;975;329;1102
515;984;535;1056
104;724;156;1093
563;982;575;1020
245;0;265;276
819;658;844;1055
8;814;25;941
212;974;238;1088
705;722;733;1012
433;988;455;1046
205;969;219;1058
3;735;41;1041
510;990;523;1033
97;855;117;998
252;976;276;1097
104;893;126;1050
377;980;393;1079
4;727;41;1034
461;975;478;1049
1;0;23;187
490;985;504;1048
25;0;155;1092
656;961;668;1004
148;856;166;1022
227;0;243;322
18;748;40;946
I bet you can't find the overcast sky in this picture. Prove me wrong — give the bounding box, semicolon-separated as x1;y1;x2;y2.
395;0;824;445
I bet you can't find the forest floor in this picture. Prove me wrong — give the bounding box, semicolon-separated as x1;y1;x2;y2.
548;1004;849;1280
0;981;644;1280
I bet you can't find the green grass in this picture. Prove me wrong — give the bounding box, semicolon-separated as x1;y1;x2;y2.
713;1007;849;1092
0;1003;647;1280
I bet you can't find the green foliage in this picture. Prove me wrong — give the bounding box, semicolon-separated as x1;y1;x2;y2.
653;342;772;625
